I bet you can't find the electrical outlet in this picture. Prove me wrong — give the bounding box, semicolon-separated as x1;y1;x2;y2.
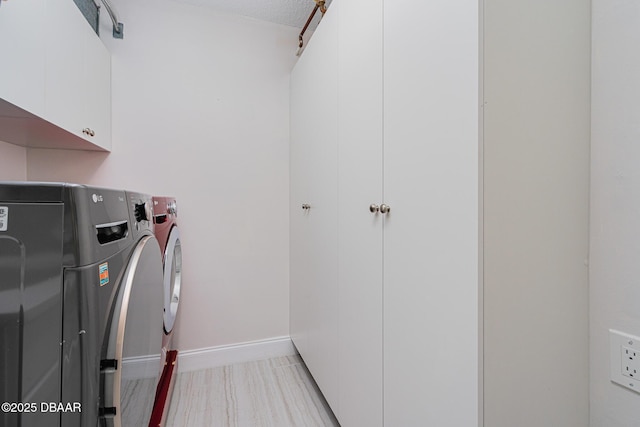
610;329;640;393
622;346;640;379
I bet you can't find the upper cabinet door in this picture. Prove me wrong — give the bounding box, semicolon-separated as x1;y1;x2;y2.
84;33;111;150
45;0;86;136
45;0;111;150
336;0;384;425
0;0;46;116
383;0;480;426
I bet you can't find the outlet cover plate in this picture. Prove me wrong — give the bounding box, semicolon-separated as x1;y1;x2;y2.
610;329;640;393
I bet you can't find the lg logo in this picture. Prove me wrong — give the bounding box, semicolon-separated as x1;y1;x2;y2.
92;194;104;203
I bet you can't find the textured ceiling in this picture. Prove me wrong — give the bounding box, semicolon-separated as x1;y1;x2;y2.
170;0;333;28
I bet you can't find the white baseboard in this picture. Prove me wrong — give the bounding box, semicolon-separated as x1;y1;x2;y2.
177;336;298;373
122;354;162;381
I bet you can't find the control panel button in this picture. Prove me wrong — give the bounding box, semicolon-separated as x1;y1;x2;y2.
134;202;148;222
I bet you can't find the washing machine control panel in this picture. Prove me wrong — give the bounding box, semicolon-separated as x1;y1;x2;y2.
134;202;149;222
166;200;178;216
126;192;154;237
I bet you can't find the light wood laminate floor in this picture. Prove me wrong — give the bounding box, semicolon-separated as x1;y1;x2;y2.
166;355;340;426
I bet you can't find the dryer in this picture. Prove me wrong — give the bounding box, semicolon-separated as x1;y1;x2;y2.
149;196;182;427
0;182;164;427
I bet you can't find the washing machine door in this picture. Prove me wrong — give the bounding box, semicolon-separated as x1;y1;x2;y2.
0;203;64;427
162;226;182;335
101;235;163;427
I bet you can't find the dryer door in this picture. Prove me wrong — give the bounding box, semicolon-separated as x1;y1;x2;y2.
101;235;163;427
162;226;182;335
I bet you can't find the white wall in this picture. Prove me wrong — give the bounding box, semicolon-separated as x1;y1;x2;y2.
591;1;640;425
27;0;299;351
0;140;27;180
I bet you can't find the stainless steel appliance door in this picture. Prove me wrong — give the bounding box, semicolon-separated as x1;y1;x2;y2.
102;235;163;427
0;202;64;427
162;226;181;335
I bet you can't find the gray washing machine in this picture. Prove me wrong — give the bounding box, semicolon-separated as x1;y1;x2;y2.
0;182;164;427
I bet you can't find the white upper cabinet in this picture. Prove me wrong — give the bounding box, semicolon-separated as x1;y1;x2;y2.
0;0;111;151
0;0;46;117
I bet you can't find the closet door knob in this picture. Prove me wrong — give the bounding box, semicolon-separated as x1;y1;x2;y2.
380;204;391;214
369;204;380;213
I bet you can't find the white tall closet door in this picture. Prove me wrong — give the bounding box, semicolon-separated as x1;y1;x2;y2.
290;51;314;370
289;5;340;411
336;0;383;425
383;1;480;426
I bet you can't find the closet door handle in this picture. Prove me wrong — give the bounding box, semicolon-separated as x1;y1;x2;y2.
369;204;380;213
380;204;391;214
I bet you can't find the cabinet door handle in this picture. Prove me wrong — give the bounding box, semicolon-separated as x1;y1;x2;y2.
380;204;391;214
369;204;380;213
302;204;311;210
83;128;95;137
